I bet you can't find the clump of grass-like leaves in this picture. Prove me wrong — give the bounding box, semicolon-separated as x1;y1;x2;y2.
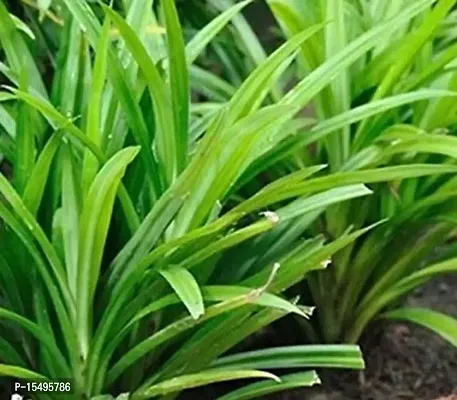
193;0;457;346
0;0;372;398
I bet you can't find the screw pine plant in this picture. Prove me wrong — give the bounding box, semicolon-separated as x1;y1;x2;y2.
203;0;457;346
0;0;375;398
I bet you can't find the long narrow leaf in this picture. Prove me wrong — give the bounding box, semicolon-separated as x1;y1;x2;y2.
136;369;280;398
163;0;189;173
216;371;321;400
383;308;457;347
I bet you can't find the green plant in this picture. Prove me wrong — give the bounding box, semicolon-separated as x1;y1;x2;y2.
0;1;374;399
200;0;457;345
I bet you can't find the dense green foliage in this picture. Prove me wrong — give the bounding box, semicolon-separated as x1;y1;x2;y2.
1;0;457;399
0;0;366;398
187;0;457;345
266;0;457;345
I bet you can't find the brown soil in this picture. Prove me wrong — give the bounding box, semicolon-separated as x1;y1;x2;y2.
268;275;457;400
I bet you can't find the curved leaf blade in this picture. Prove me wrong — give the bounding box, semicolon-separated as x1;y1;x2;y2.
137;369;280;398
186;0;253;65
212;345;365;370
383;308;457;347
216;371;321;400
160;266;205;320
0;364;47;380
76;146;140;358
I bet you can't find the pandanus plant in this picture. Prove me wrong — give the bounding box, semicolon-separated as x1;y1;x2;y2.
0;0;371;398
